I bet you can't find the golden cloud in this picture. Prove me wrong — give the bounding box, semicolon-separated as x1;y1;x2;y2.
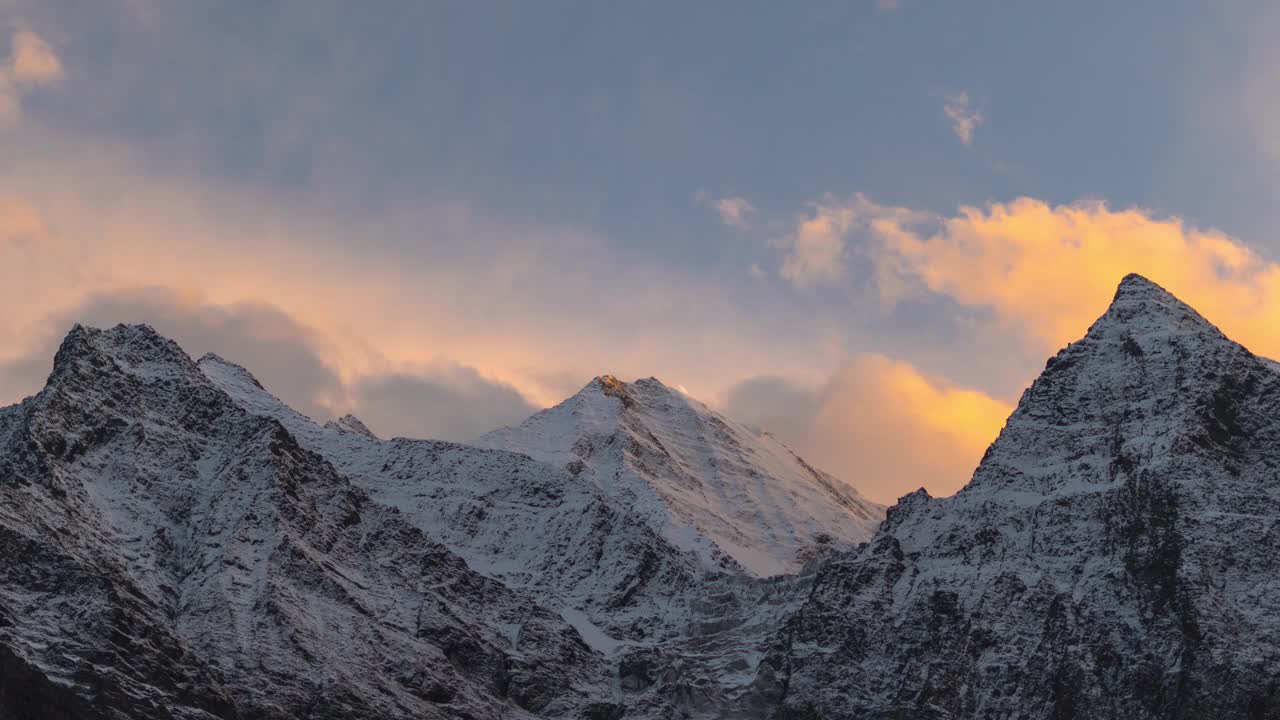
725;353;1013;502
872;197;1280;359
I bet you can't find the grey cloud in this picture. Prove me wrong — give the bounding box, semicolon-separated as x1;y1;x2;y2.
1;287;539;442
350;368;537;443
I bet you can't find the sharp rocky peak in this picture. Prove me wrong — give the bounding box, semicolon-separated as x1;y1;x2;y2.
50;323;196;384
965;273;1269;497
323;413;378;439
1089;272;1223;341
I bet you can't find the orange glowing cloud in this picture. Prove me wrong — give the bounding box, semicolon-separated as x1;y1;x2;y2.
867;197;1280;360
725;353;1013;502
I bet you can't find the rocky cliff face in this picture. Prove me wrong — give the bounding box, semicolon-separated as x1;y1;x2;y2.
754;274;1280;719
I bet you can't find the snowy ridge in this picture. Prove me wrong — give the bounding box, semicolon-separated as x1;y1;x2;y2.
479;374;883;577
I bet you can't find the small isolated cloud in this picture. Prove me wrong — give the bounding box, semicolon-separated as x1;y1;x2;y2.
0;29;63;122
877;0;901;11
724;355;1012;502
699;192;757;229
943;92;983;146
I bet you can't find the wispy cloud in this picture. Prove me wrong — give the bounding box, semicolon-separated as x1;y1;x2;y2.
0;28;63;122
943;92;983;146
876;0;901;12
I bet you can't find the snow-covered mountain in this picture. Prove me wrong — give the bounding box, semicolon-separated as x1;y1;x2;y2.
751;274;1280;718
199;354;707;643
479;374;883;577
0;325;618;719
198;355;885;714
8;273;1277;719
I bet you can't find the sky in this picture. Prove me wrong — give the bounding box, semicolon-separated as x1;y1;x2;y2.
5;1;1280;503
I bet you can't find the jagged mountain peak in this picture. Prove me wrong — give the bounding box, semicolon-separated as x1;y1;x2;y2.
49;322;197;389
967;274;1264;498
579;373;685;408
56;321;168;355
482;369;884;577
324;413;378;439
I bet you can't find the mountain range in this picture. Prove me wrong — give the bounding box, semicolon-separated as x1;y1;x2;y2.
3;274;1279;718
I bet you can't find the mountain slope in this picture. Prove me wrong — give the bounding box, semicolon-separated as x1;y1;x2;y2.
200;355;878;716
0;325;617;720
753;274;1280;719
199;355;706;642
479;375;883;577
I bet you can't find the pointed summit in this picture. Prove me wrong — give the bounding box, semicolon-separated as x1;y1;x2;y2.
969;271;1265;496
1094;272;1221;340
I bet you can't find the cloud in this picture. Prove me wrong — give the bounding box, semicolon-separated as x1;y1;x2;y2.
0;287;342;417
866;196;1280;361
0;287;541;442
943;92;982;146
724;354;1012;502
0;130;846;414
350;369;537;442
698;193;757;230
716;196;756;229
775;197;857;286
0;28;63;122
876;0;901;11
773;193;933;290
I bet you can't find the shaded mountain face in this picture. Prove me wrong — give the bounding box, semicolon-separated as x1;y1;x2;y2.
0;326;616;720
479;374;884;577
754;274;1280;719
